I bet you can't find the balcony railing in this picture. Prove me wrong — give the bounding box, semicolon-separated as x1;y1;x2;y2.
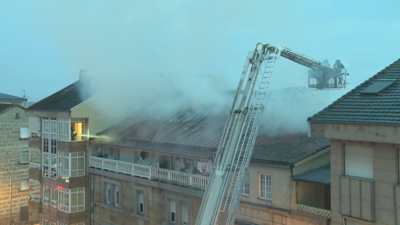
29;193;41;203
29;162;41;170
89;156;208;190
297;204;331;218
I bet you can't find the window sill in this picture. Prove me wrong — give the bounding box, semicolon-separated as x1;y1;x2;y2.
241;194;250;197
18;162;29;165
18;188;31;192
340;175;374;183
132;213;149;222
97;203;123;213
258;197;272;202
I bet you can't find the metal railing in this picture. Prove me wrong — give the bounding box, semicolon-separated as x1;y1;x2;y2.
297;204;331;218
89;156;208;190
29;193;41;203
29;162;41;170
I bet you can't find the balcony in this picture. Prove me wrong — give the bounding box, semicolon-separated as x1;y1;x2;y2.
28;193;42;213
29;162;41;181
297;204;331;218
89;156;208;190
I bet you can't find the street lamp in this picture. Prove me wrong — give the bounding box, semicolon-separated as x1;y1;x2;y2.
0;168;12;225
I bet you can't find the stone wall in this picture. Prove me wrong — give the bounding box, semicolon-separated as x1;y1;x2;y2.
0;122;40;225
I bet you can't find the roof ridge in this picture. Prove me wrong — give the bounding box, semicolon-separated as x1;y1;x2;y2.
307;58;400;122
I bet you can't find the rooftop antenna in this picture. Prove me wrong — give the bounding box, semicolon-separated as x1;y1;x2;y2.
22;90;26;98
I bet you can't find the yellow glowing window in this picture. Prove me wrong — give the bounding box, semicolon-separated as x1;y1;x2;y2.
71;122;84;141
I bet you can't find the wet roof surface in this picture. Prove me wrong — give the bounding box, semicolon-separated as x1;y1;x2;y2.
308;58;400;125
0;93;27;102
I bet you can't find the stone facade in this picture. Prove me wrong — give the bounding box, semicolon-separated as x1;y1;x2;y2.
0;107;40;225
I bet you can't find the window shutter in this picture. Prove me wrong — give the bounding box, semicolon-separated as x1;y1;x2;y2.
345;146;373;179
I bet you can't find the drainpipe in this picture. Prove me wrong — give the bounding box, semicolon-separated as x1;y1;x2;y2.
0;168;12;225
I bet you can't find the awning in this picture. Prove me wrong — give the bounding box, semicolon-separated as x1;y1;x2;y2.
292;165;330;185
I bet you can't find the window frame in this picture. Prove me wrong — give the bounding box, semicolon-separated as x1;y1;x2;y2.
101;178;121;212
259;173;272;201
163;193;191;225
20;179;30;191
43;186;50;205
132;185;149;221
58;152;85;178
20;150;30;164
58;187;85;213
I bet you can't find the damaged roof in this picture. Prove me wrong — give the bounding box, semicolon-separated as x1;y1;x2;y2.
252;133;330;165
308;58;400;125
27;79;92;111
95;111;330;163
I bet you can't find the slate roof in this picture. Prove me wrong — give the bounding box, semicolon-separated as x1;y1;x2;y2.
0;104;14;113
0;93;27;102
308;58;400;125
292;165;330;184
27;79;91;111
252;133;330;165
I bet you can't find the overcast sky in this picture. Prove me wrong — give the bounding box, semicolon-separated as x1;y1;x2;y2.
1;1;399;103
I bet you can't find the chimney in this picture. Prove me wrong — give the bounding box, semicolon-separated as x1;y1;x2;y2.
79;69;88;80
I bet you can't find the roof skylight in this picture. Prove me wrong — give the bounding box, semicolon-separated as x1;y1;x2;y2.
360;79;396;95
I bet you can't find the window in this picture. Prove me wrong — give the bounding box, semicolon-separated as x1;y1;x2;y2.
71;118;85;141
138;192;144;214
132;185;148;221
345;146;373;179
42;117;57;179
42;219;49;225
58;152;85;177
50;188;57;207
43;186;50;205
20;127;29;138
20;179;30;191
58;187;85;213
242;171;249;196
20;151;30;163
58;118;70;141
102;179;121;210
181;203;188;225
259;173;271;200
169;200;176;223
164;193;191;225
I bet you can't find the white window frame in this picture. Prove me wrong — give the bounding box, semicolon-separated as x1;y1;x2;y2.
20;150;30;163
114;185;120;207
106;183;111;205
20;179;30;191
58;187;85;213
132;185;148;221
50;187;57;208
58;152;85;177
345;146;373;179
169;200;176;223
164;193;191;225
242;170;249;196
42;219;49;225
58;118;71;141
138;192;144;214
259;173;272;200
43;186;50;205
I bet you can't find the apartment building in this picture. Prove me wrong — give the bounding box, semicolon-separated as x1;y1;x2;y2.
26;71;119;225
88;109;332;225
0;94;41;225
308;58;400;224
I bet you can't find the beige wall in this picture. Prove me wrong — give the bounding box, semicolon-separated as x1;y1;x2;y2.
293;149;330;176
329;139;400;225
242;164;292;210
0;111;40;225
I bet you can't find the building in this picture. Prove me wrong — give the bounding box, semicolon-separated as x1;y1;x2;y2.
88;110;332;225
0;94;40;225
308;59;400;224
26;71;118;225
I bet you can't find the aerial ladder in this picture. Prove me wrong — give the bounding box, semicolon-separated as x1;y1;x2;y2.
195;43;348;225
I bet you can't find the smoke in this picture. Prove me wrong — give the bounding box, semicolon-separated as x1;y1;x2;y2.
83;72;233;122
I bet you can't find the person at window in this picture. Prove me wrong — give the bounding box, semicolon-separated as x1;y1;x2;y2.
71;126;77;141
